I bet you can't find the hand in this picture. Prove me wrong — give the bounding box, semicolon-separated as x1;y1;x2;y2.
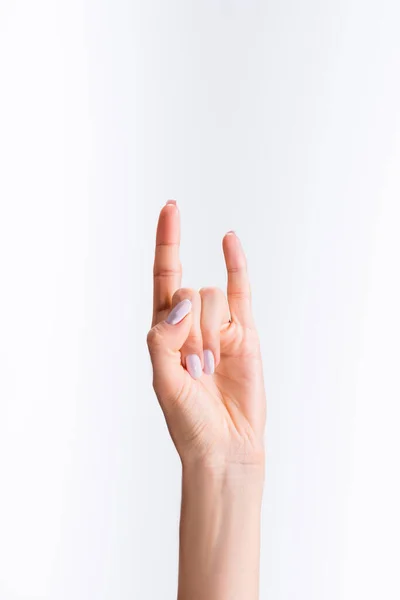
146;201;266;472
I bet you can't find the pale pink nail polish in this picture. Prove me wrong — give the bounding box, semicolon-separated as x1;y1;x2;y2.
166;299;191;325
186;354;202;379
203;349;215;375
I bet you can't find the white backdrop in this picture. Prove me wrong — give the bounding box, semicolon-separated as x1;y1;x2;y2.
1;1;400;599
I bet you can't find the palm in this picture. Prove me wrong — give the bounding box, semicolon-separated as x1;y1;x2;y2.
168;323;264;463
148;202;266;467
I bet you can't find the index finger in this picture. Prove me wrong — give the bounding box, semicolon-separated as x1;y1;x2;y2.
152;200;182;326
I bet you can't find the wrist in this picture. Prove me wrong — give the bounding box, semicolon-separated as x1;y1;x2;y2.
178;458;264;600
181;456;265;496
180;439;266;481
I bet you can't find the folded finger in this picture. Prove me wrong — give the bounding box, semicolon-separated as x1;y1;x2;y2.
172;288;203;380
199;287;230;375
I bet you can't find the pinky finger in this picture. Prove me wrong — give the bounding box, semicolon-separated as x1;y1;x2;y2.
222;231;255;329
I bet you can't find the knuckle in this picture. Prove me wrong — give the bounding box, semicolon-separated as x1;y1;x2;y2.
228;289;251;300
199;286;224;298
146;326;163;348
173;287;195;301
227;264;246;274
183;333;203;354
200;326;216;341
155;241;179;248
153;266;182;278
184;332;203;347
199;286;216;297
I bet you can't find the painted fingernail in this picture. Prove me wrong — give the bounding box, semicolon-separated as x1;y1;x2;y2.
203;349;215;375
186;354;202;379
166;299;192;325
166;199;177;206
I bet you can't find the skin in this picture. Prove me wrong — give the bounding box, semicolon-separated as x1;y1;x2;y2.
146;200;267;600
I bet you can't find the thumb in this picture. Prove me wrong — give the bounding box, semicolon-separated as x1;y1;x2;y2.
147;299;192;401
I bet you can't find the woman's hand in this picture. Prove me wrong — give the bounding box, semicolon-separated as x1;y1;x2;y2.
147;200;266;472
147;200;266;599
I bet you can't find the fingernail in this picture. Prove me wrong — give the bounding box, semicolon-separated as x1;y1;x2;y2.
186;354;203;379
203;349;215;375
226;230;236;236
166;199;177;206
166;299;192;325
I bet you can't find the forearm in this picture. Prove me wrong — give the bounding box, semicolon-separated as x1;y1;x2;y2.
177;461;264;600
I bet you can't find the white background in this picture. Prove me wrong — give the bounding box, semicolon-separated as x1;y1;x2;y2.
1;1;400;599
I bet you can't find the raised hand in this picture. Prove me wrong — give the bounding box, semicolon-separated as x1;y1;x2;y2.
146;200;266;471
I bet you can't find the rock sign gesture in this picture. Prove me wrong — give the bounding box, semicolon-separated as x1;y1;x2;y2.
146;200;266;472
